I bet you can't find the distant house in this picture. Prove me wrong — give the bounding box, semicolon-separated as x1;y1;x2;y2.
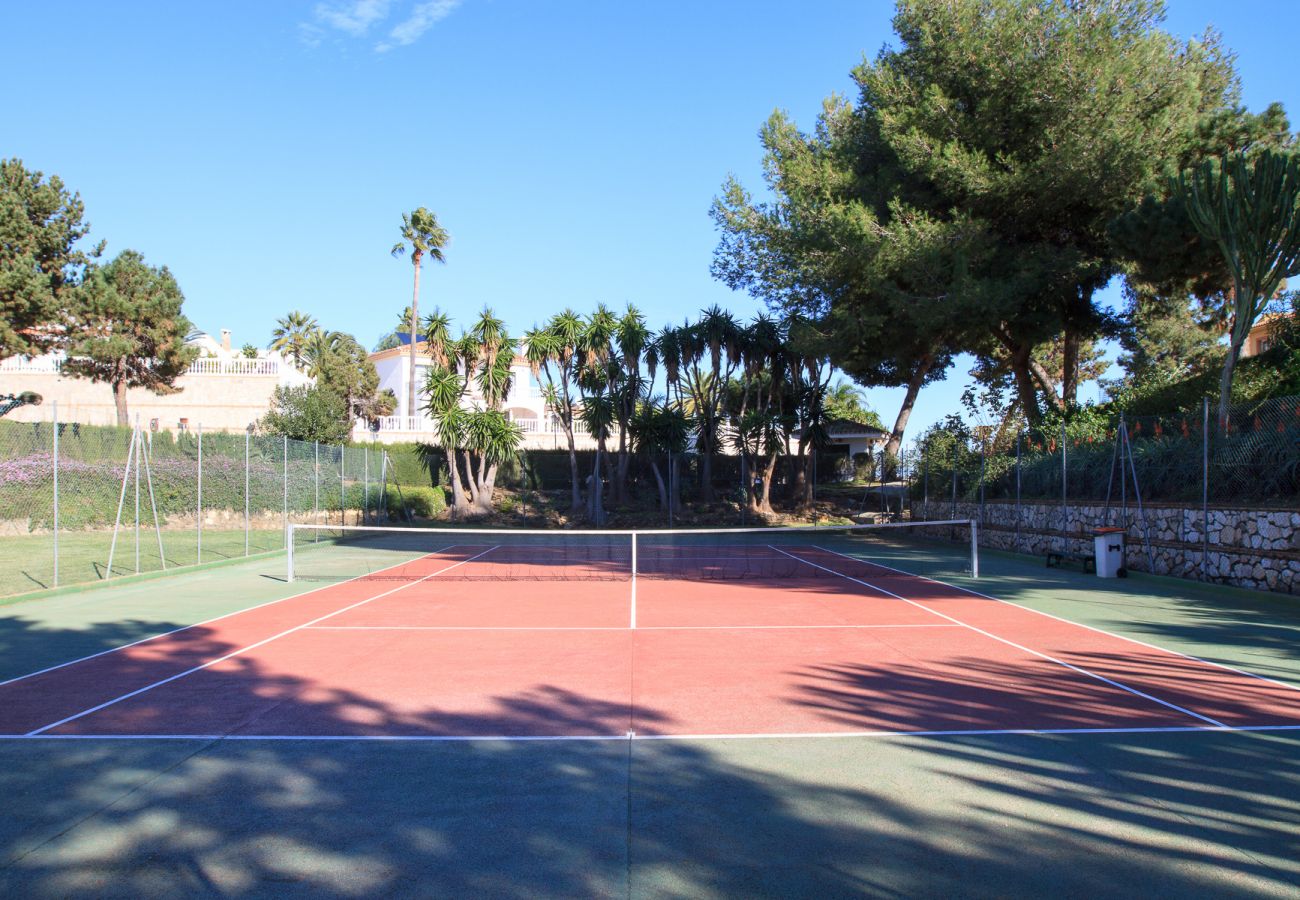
1240;313;1291;359
822;419;890;457
358;344;595;448
0;328;310;432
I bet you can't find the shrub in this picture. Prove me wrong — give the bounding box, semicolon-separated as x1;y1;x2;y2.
388;485;446;519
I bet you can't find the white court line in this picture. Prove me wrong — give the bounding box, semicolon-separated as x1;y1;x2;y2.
769;545;1227;728
302;624;964;631
0;545;470;689
25;546;501;736
815;544;1300;696
3;723;1300;743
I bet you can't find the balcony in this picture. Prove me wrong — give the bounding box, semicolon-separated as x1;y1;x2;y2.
361;415;589;435
0;354;288;377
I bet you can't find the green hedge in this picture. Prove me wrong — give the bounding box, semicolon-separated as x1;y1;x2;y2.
387;485;447;518
0;420;386;531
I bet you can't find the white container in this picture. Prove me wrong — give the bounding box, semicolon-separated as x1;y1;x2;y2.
1093;529;1126;578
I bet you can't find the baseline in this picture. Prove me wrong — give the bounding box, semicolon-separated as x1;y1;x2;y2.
3;723;1300;742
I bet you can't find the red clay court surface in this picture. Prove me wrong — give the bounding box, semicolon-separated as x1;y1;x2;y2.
4;543;1300;741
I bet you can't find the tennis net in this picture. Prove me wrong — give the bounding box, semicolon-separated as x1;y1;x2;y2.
286;519;978;583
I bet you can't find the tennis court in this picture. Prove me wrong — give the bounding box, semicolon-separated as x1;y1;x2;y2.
2;523;1299;896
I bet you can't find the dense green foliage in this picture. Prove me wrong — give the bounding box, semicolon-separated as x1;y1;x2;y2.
712;0;1270;451
260;385;352;444
62;250;198;425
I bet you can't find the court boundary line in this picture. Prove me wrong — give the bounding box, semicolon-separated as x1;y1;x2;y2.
25;546;501;736
301;623;964;631
0;544;468;690
816;544;1300;696
770;545;1227;728
2;723;1299;742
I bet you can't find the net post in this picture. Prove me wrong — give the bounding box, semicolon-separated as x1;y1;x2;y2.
286;523;295;583
970;518;979;579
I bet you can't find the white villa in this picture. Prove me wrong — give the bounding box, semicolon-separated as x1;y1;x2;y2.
0;329;311;432
354;344;596;448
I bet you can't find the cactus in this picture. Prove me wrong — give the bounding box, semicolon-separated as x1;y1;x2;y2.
1175;150;1300;427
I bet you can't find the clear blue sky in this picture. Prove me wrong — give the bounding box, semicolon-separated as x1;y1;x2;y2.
5;1;1298;440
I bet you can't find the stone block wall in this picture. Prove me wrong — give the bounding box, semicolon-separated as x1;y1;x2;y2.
918;498;1300;594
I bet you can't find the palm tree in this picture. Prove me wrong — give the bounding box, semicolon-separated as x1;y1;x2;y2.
524;313;584;512
419;309;521;518
269;311;318;370
611;305;649;503
302;329;344;378
391;208;449;421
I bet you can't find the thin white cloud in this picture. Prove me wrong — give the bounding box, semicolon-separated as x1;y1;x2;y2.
375;0;462;52
311;0;391;37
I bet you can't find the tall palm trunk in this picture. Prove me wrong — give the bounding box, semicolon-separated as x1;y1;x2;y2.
407;251;423;420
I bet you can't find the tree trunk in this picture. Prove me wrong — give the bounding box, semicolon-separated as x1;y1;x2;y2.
699;428;715;502
1027;355;1064;410
991;399;1021;450
473;462;498;515
408;254;422;422
1217;338;1243;429
1061;327;1080;407
1007;345;1040;426
883;354;934;475
614;418;630;506
649;459;668;510
113;378;129;426
445;450;471;518
462;449;480;507
589;442;606;525
565;426;581;512
751;452;778;515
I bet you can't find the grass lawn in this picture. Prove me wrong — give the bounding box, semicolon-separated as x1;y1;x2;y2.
0;527;287;600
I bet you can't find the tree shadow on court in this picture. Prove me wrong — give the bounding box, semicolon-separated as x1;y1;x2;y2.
0;616;1294;896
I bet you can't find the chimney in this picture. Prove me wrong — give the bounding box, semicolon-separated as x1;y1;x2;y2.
220;329;231;353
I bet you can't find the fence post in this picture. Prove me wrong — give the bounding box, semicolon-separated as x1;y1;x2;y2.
950;439;958;521
1060;422;1068;558
1015;431;1022;554
314;441;320;528
52;401;59;588
197;423;203;565
134;418;141;574
340;445;345;527
978;437;986;528
283;434;289;550
364;444;370;526
1202;397;1210;581
244;429;250;557
923;454;929;521
667;449;674;528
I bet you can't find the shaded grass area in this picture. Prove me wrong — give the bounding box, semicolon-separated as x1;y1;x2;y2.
0;528;287;600
0;538;1298;894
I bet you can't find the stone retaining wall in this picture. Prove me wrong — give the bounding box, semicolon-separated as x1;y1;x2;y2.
919;499;1300;594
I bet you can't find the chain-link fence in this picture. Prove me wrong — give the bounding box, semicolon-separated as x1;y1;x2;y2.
913;396;1300;511
0;412;390;598
908;396;1300;587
